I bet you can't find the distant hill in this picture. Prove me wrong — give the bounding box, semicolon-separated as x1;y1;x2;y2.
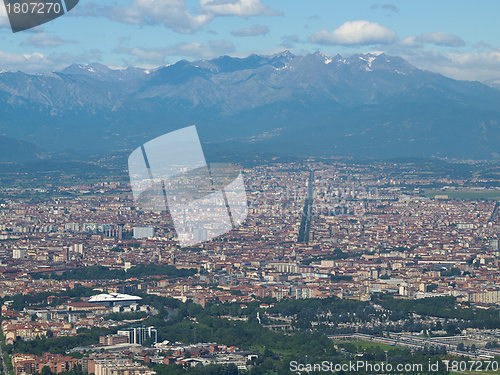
0;51;499;159
0;136;47;162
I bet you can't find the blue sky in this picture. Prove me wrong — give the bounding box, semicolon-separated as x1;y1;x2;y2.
0;0;499;82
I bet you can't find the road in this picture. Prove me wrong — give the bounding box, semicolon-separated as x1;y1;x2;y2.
489;202;500;222
298;170;314;242
0;338;8;375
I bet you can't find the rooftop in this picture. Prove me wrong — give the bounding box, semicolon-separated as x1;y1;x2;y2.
88;293;142;303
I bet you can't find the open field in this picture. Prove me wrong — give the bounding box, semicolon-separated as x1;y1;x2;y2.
425;190;500;200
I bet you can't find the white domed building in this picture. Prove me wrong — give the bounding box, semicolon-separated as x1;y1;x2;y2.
88;293;142;308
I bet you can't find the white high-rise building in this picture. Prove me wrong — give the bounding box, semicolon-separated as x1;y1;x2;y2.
117;325;158;345
73;243;84;254
13;249;25;259
133;227;154;239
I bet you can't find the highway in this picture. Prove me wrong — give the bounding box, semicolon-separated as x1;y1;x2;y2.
329;332;500;359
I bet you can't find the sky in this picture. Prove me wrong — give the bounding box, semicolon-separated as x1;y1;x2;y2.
0;0;499;82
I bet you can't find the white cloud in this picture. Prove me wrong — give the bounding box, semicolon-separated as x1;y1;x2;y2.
398;36;423;48
119;47;167;64
173;40;236;58
441;50;500;80
280;35;300;49
0;49;102;73
231;24;269;37
71;0;281;34
118;40;236;64
395;32;466;51
309;20;397;46
473;41;493;51
370;4;400;13
415;31;465;47
110;0;210;34
0;51;48;72
0;4;11;28
380;46;500;81
21;33;78;48
200;0;282;17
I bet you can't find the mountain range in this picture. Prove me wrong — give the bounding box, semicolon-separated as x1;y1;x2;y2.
0;135;47;162
0;51;500;161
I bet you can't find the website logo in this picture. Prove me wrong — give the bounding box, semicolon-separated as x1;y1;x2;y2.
128;126;248;248
4;0;79;33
